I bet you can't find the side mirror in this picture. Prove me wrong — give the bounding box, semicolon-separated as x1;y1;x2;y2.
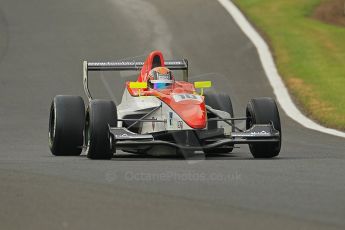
194;81;212;95
129;82;147;97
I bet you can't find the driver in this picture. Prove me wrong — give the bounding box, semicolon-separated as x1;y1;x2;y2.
148;67;174;90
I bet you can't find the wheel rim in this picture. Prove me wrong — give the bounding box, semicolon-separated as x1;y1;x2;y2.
246;108;254;129
85;111;91;152
48;103;56;148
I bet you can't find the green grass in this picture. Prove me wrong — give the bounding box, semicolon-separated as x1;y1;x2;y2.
233;0;345;130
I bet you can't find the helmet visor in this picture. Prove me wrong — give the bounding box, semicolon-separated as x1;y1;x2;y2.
150;79;173;89
153;83;170;89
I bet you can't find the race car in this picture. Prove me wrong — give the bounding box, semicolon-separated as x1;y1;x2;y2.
49;50;281;159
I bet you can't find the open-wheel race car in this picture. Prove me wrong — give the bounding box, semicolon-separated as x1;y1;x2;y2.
49;50;281;159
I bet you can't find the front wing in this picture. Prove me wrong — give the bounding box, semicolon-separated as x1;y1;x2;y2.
109;123;280;151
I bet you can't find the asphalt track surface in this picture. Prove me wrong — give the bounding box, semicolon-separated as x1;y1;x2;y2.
0;0;344;229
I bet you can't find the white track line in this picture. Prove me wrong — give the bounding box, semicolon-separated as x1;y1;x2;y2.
217;0;345;138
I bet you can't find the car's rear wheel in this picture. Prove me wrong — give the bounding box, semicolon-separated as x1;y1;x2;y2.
49;95;85;156
246;97;281;158
86;100;117;160
204;93;234;154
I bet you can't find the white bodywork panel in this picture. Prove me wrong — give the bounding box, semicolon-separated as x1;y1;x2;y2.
208;108;232;136
117;89;194;134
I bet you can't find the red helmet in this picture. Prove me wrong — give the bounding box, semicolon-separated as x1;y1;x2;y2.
148;67;174;90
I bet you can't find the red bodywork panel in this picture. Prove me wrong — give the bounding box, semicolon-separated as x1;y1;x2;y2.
137;50;165;82
126;51;207;129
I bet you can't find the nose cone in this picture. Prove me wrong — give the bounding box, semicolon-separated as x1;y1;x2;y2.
177;103;207;129
167;96;207;129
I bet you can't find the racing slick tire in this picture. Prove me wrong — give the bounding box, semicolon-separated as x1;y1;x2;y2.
86;100;117;160
204;93;234;154
246;97;281;158
49;95;85;156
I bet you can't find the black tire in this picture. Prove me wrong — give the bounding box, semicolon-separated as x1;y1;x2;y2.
204;93;234;154
86;100;117;160
49;95;85;156
246;97;281;158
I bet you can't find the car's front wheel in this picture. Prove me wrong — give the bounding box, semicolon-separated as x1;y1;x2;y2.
246;97;281;158
86;100;117;160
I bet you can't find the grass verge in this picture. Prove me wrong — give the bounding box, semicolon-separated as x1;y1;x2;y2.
232;0;345;130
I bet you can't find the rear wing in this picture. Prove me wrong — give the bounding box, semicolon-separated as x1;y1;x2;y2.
83;59;188;101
